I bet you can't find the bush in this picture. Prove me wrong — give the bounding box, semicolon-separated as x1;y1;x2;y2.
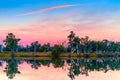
52;44;65;57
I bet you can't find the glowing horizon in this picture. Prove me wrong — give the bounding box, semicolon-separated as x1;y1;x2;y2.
0;0;120;45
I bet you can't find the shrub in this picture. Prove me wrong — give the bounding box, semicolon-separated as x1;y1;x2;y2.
52;44;65;57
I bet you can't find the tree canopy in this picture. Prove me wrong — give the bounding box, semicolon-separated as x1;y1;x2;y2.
3;33;20;52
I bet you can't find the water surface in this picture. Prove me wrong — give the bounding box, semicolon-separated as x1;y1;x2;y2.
0;58;120;80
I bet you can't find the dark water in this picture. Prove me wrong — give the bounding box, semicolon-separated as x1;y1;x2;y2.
0;58;120;80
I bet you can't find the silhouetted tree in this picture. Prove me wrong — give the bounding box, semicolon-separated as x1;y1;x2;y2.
52;44;65;57
30;41;41;52
40;43;51;52
3;33;20;57
67;31;76;53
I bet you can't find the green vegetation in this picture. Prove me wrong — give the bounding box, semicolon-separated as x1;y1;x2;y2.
52;44;65;57
0;31;120;57
3;33;20;57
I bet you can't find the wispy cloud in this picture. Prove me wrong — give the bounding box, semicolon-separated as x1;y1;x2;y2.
17;4;77;16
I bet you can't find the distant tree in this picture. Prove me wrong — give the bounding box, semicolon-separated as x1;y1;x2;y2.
102;39;109;53
30;41;41;52
0;45;3;52
52;44;65;57
73;36;80;54
67;31;75;53
17;45;25;52
40;43;51;52
3;33;20;57
80;36;89;53
26;45;30;52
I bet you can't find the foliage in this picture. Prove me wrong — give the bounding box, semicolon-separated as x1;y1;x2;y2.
40;43;51;52
3;33;20;51
67;31;75;53
2;31;120;54
30;41;41;52
52;44;65;56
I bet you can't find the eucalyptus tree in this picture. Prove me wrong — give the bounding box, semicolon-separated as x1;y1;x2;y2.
67;31;76;53
30;41;41;52
40;43;51;52
3;33;20;57
80;36;89;53
73;36;80;54
102;39;109;53
0;45;3;52
115;42;120;52
52;44;65;57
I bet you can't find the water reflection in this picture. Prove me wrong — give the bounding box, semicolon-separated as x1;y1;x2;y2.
3;58;21;79
0;58;120;80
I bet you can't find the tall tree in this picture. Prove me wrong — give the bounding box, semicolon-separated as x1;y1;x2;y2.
80;36;89;53
3;33;20;57
73;36;80;54
67;31;75;53
30;41;41;52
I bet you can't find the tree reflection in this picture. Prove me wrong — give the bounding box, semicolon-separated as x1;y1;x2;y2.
66;58;120;80
4;58;20;79
0;60;3;66
51;58;64;68
40;60;51;67
26;59;41;69
0;58;120;80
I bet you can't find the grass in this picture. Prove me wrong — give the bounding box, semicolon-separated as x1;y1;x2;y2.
0;52;51;57
0;52;119;59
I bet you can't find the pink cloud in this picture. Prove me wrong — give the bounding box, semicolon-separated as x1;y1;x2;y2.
17;4;77;16
1;12;120;46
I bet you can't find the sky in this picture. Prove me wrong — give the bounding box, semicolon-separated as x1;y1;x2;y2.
0;0;120;45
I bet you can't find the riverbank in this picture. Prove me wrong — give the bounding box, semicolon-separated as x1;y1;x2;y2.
0;52;120;58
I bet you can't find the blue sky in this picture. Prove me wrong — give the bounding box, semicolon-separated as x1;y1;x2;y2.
0;0;119;22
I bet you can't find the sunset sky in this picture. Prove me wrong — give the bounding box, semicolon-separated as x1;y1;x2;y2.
0;0;120;45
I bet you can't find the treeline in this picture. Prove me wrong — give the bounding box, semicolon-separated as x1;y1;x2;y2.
67;31;120;54
1;31;120;54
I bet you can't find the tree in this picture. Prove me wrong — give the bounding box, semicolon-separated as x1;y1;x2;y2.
30;41;41;52
0;45;3;52
73;36;80;54
52;44;65;57
3;33;20;57
102;39;109;53
67;31;75;53
80;36;89;53
40;43;51;52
